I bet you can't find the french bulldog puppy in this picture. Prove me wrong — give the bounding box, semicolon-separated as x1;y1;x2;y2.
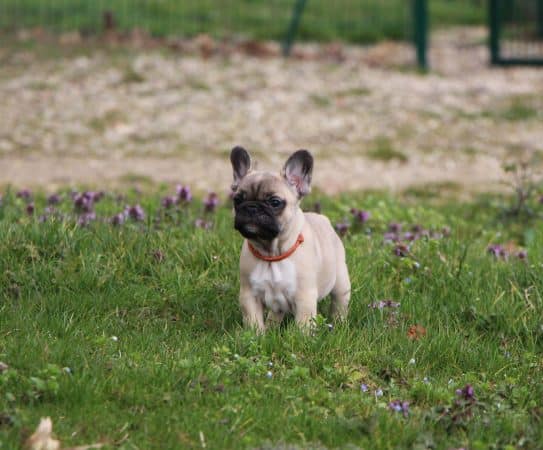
230;146;350;332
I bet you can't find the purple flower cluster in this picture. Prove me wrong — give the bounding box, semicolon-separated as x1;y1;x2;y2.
71;191;104;226
3;186;222;229
393;243;410;257
47;193;61;205
455;384;475;401
177;185;193;203
161;185;193;209
388;400;410;417
73;191;103;213
111;204;145;225
161;195;177;209
369;300;400;309
204;192;219;213
335;221;350;237
384;223;450;244
16;189;32;201
335;208;451;249
350;208;370;224
487;244;527;261
77;212;97;227
126;204;145;221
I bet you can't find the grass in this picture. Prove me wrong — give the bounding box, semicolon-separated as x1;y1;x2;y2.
367;137;409;163
0;0;486;44
1;184;543;449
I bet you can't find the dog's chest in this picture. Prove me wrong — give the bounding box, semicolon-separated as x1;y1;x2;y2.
249;260;297;313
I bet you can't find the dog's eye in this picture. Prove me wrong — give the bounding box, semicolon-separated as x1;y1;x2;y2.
268;197;283;208
233;194;244;206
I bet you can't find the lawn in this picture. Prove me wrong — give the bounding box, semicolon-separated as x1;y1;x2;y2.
0;0;486;43
1;184;542;449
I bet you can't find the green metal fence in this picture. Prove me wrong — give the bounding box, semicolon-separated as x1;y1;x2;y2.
490;0;543;65
0;1;496;69
0;0;414;45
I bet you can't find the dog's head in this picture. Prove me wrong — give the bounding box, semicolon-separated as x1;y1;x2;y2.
230;146;313;241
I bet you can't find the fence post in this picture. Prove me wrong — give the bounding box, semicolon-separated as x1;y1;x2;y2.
413;0;428;70
489;0;501;64
537;0;543;38
283;0;308;57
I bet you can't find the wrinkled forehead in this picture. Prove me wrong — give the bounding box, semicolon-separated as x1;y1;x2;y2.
238;171;291;199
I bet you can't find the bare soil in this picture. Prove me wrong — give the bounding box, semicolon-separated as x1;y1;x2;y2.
1;27;543;195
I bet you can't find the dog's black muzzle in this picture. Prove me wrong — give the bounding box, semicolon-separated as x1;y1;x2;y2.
234;201;281;241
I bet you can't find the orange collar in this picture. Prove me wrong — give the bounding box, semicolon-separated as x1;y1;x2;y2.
248;234;304;262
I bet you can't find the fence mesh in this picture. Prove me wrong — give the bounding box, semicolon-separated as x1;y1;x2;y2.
499;0;543;60
0;0;414;44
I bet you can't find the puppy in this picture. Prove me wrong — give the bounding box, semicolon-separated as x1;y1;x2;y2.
230;146;350;331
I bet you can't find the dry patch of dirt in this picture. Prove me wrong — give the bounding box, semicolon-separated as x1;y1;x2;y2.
1;27;543;194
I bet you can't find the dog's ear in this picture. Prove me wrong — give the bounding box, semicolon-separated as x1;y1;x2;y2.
282;149;313;197
230;146;252;191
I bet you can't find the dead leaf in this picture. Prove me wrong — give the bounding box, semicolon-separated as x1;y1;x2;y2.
64;444;104;450
25;417;104;450
25;418;61;450
407;324;427;340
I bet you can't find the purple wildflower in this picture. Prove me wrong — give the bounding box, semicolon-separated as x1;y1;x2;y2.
487;244;508;260
204;192;219;213
403;231;416;242
388;400;409;417
360;384;369;392
176;185;192;203
388;222;402;233
111;211;127;226
455;384;475;401
539;195;543;204
77;212;96;227
47;193;61;205
383;231;400;243
350;208;370;223
195;218;212;230
393;243;410;257
125;204;145;221
335;221;350;237
161;195;176;209
369;300;400;309
73;192;94;213
16;189;32;201
517;249;528;260
441;226;451;237
26;202;35;215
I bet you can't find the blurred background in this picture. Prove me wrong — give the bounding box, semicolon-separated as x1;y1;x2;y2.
1;0;542;194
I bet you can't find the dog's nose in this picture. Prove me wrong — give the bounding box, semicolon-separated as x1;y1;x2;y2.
245;204;259;214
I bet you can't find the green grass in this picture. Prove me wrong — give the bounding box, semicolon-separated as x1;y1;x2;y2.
0;0;486;44
367;137;409;163
1;186;543;449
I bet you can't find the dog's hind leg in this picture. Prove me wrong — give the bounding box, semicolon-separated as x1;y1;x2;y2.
330;262;350;321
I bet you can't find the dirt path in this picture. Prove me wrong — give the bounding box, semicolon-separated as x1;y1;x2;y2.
1;28;542;194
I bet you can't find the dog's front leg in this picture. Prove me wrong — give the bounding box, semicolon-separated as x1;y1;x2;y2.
294;288;318;330
239;283;265;333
